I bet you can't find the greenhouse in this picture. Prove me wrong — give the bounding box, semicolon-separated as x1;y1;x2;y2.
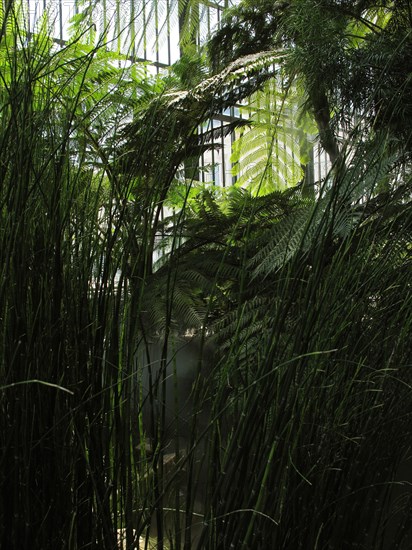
0;1;411;549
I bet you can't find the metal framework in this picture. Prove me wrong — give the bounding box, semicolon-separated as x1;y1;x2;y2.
27;1;230;60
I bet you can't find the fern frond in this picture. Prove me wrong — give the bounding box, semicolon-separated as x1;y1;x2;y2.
230;78;308;194
248;205;312;279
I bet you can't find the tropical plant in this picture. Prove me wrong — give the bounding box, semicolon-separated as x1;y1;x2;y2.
209;0;412;169
230;77;313;194
0;2;411;550
167;130;412;550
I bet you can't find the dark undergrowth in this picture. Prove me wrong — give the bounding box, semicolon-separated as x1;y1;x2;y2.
0;2;411;549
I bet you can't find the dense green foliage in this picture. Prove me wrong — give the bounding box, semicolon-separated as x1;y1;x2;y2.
210;0;412;164
0;1;411;549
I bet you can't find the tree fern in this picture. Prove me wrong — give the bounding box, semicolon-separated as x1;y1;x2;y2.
231;77;307;194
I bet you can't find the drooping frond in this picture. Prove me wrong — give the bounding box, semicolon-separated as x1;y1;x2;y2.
120;50;283;181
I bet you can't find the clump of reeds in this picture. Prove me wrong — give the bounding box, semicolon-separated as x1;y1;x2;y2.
0;3;411;550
